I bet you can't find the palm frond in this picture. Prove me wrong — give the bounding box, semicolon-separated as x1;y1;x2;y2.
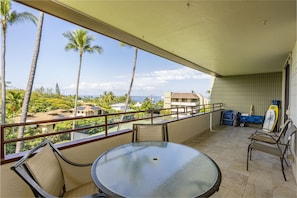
63;28;103;54
0;0;11;17
7;11;37;25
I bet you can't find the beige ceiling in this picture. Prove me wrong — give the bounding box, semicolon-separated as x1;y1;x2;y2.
16;0;296;77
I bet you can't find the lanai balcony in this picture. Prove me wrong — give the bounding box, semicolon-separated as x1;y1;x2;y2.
1;108;297;197
1;0;296;197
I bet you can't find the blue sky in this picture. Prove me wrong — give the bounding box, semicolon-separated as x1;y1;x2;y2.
5;1;212;97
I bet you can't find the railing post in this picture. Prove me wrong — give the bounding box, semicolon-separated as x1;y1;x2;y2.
105;115;108;136
150;109;153;124
1;125;5;161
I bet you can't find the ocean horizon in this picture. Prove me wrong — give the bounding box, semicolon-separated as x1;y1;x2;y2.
80;95;163;103
131;96;163;102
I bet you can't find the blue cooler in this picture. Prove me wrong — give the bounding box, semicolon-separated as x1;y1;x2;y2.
222;110;240;126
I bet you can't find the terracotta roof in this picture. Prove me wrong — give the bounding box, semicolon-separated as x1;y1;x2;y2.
171;93;199;99
15;109;73;123
77;105;101;111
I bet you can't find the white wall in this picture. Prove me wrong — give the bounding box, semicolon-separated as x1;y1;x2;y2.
289;41;297;183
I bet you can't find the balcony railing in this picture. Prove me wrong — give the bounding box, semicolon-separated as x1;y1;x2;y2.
170;102;199;106
0;103;223;164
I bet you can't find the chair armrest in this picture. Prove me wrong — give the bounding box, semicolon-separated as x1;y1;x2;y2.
249;131;278;139
48;141;93;167
248;132;278;144
56;152;93;167
253;129;278;136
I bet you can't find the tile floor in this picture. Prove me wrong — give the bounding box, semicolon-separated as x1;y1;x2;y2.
183;125;297;198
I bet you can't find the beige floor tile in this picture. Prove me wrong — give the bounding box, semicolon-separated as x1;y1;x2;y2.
183;125;297;198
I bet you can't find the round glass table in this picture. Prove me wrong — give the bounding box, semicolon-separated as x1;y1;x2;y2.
91;142;221;197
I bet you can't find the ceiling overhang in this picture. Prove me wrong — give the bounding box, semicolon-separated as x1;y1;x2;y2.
15;0;296;77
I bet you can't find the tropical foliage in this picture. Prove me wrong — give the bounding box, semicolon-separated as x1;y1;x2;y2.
6;90;23;119
5;89;72;120
4;89;163;155
5;89;160;122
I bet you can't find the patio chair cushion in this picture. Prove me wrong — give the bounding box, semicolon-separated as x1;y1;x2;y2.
63;181;98;197
134;124;167;142
25;144;65;197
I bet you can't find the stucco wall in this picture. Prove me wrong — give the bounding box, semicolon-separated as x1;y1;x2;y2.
210;72;282;116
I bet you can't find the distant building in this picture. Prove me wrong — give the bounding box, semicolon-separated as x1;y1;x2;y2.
15;104;104;133
15;109;73;133
75;103;104;116
196;93;209;105
133;102;142;108
111;103;130;111
163;92;209;113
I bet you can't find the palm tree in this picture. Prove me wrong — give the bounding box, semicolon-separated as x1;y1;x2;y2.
6;90;23;121
1;0;37;124
15;12;44;153
101;91;114;102
117;43;138;130
63;29;103;131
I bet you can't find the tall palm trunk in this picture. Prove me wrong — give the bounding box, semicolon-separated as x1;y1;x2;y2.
15;12;44;153
72;51;83;140
1;18;7;124
118;47;138;131
74;52;83;118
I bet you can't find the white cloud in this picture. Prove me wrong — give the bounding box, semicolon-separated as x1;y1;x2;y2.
149;67;209;80
63;81;126;91
62;67;211;95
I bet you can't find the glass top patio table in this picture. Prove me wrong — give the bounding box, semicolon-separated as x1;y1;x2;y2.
91;142;221;197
